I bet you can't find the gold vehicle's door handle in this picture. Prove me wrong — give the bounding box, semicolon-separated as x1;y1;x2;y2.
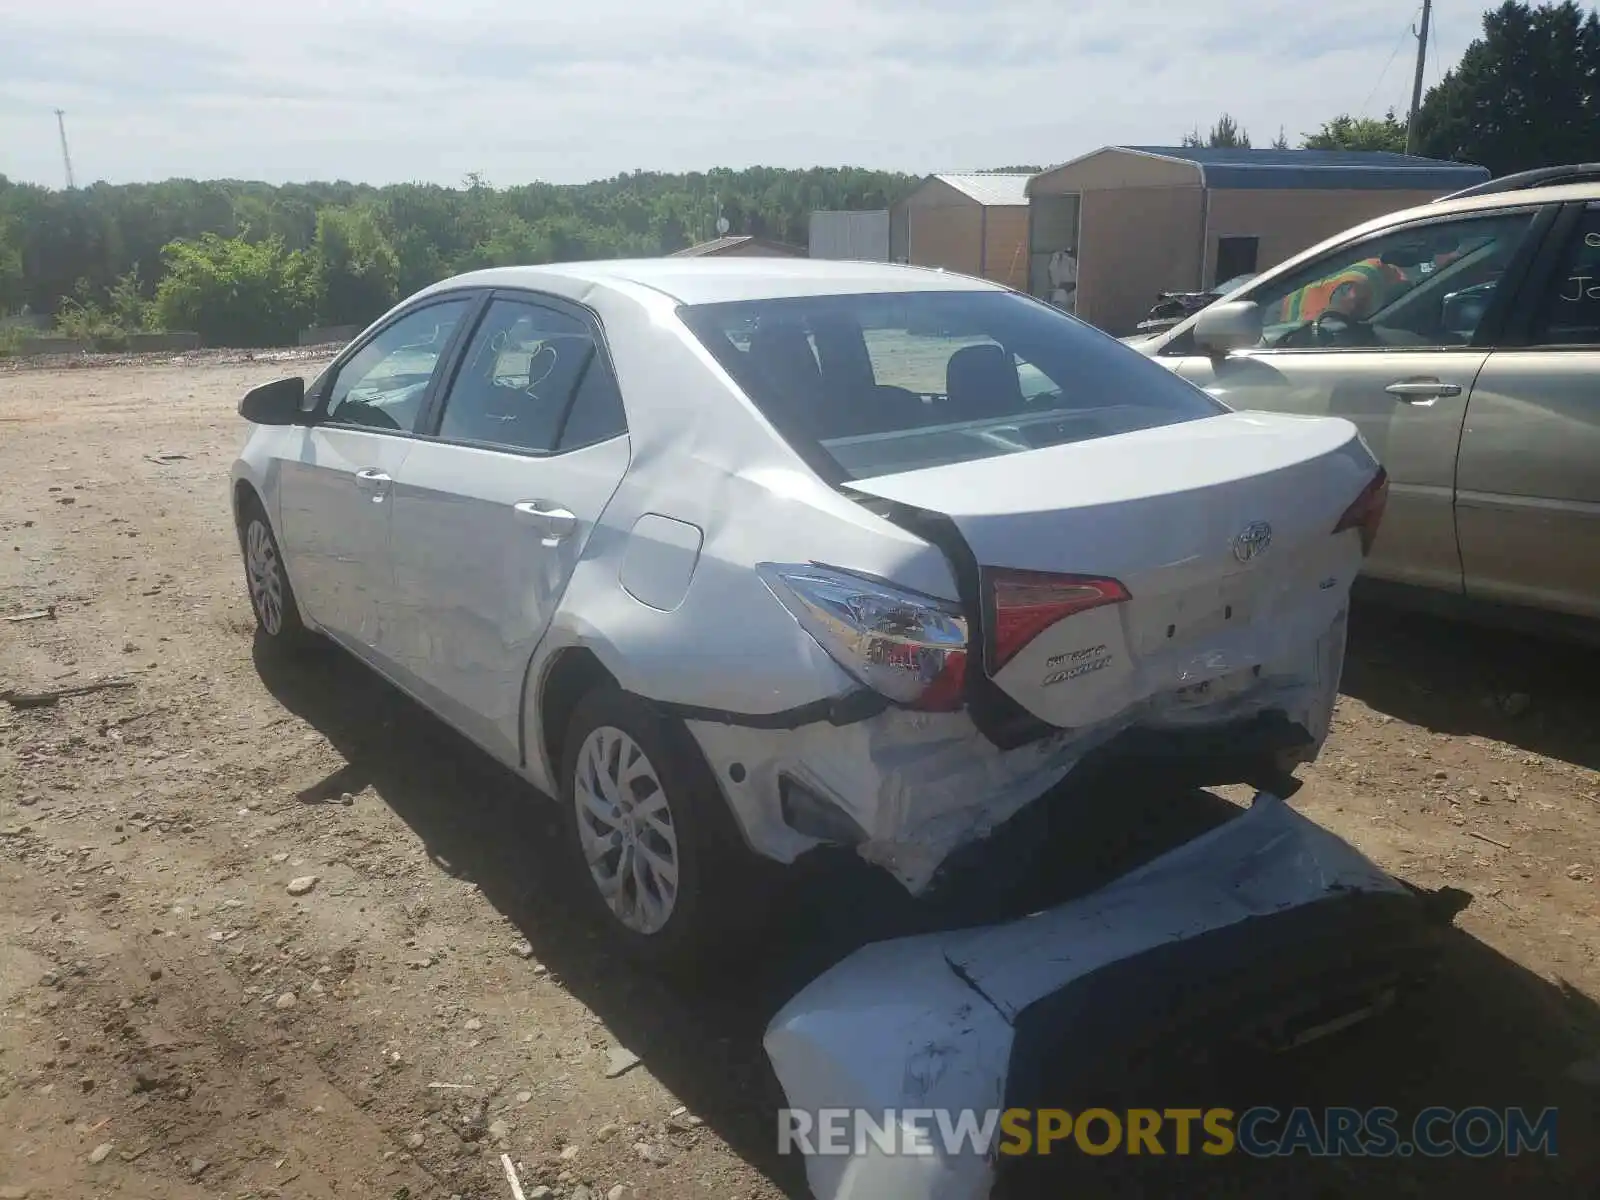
1385;379;1462;405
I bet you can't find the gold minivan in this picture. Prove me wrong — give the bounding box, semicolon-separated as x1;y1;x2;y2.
1134;164;1600;638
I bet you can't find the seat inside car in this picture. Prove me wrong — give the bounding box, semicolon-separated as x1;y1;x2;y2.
808;314;928;436
945;342;1025;423
747;321;822;398
747;320;857;440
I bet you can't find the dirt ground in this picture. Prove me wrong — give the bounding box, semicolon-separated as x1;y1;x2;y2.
2;354;1597;1200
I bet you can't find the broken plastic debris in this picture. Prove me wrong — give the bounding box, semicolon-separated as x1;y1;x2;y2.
604;1047;641;1078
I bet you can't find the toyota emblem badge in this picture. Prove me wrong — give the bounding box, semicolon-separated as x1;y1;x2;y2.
1233;521;1273;563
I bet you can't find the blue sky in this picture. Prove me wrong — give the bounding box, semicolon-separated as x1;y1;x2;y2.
1;0;1468;188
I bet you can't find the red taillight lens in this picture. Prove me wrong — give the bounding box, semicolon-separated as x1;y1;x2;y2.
913;650;968;712
1333;467;1389;555
988;569;1130;671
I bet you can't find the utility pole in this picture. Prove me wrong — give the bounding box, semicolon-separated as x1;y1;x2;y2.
54;109;75;189
1405;0;1433;155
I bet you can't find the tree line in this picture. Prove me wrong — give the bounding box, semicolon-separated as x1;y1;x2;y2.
3;1;1596;348
1183;0;1600;163
0;167;914;347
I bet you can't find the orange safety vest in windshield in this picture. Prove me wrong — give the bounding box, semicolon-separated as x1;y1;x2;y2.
1275;257;1405;324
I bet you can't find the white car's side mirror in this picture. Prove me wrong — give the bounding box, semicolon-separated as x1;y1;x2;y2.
1193;300;1263;358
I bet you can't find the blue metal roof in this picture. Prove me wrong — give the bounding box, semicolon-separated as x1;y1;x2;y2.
1119;146;1490;191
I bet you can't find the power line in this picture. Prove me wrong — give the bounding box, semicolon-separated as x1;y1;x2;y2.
54;108;75;189
1430;7;1444;86
1361;5;1421;117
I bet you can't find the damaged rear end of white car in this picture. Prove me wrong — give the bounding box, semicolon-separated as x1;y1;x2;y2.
657;278;1431;1200
674;287;1389;896
763;791;1457;1200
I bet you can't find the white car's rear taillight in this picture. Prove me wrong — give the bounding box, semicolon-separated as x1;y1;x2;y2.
1333;466;1389;555
986;568;1130;671
758;563;968;711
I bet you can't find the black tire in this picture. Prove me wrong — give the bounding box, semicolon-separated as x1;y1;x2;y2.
236;495;315;651
558;686;765;969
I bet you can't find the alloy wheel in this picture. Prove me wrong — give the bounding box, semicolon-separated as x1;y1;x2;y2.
245;518;285;636
572;724;681;935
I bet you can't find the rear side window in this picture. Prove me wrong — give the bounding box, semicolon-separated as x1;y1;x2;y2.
678;290;1223;480
1530;206;1600;346
434;298;626;453
557;354;627;450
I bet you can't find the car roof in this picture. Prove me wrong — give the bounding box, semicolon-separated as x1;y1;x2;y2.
1300;178;1600;264
1354;179;1600;235
1267;180;1600;266
420;257;1001;307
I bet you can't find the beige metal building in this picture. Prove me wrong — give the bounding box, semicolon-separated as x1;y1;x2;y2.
890;174;1033;290
1025;146;1490;334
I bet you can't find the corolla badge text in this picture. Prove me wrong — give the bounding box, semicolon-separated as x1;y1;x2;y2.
1232;521;1273;563
1042;644;1112;688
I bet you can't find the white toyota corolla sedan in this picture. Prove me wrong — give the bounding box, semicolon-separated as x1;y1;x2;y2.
230;258;1387;964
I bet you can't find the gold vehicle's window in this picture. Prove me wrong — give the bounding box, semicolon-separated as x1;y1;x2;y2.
1530;208;1600;346
1248;213;1534;351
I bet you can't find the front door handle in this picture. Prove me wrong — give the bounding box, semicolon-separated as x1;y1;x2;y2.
513;501;578;545
1384;379;1463;405
353;468;392;501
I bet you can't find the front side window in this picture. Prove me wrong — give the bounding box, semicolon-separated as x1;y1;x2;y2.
678;289;1224;480
324;299;472;431
1242;212;1534;352
1529;206;1600;346
435;298;616;453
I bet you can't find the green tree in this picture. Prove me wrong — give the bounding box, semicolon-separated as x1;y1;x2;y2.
454;215;551;271
1302;110;1409;152
107;265;153;330
154;234;316;346
0;214;22;312
53;279;116;344
1413;1;1600;174
1181;114;1251;148
313;206;400;326
380;184;472;293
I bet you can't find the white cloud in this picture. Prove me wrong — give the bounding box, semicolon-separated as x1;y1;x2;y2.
0;0;1467;187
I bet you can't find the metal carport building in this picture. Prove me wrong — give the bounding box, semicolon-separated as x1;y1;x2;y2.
891;173;1033;290
1025;146;1490;335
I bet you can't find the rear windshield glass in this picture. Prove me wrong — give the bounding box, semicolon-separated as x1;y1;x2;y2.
678;290;1225;480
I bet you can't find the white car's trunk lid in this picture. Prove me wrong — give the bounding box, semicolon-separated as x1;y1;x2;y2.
847;412;1376;730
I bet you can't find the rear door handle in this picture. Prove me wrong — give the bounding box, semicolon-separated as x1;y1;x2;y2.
513;501;578;545
353;468;392;500
1384;379;1462;405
